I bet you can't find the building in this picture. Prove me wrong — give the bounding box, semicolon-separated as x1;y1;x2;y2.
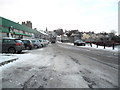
54;28;63;36
81;33;91;40
66;30;82;43
22;21;32;29
81;32;97;42
46;31;57;42
61;34;69;42
34;30;49;40
0;17;48;39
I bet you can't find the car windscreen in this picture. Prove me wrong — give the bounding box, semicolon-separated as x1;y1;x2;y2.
76;40;83;42
31;40;36;43
15;40;23;44
39;40;42;42
22;40;30;43
32;40;35;43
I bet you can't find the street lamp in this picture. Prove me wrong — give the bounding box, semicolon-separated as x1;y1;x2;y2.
8;26;14;37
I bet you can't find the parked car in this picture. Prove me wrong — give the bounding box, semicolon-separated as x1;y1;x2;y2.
39;39;46;47
45;40;50;45
74;40;86;46
21;40;33;50
31;40;42;49
43;40;49;45
1;37;25;53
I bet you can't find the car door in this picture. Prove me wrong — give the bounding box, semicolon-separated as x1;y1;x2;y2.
0;40;2;52
2;39;15;52
2;39;9;52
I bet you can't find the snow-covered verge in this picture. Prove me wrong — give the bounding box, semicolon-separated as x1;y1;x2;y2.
58;42;119;52
0;49;43;67
0;54;18;64
0;47;49;70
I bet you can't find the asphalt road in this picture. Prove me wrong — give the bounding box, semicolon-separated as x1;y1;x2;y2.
57;43;118;69
1;43;118;88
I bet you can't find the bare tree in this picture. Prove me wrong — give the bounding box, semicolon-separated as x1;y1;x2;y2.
110;30;117;35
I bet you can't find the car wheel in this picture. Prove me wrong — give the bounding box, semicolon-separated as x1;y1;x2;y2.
26;46;30;50
17;50;22;54
41;44;44;47
34;45;38;49
8;47;16;53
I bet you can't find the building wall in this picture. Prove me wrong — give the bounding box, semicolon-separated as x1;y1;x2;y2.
69;36;74;43
81;33;90;40
0;17;40;39
22;21;32;29
0;17;2;39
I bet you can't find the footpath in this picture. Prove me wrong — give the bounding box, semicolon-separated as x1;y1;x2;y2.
0;54;18;66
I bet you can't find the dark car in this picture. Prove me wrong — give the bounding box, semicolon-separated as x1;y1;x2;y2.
1;37;25;53
74;40;86;46
21;40;33;50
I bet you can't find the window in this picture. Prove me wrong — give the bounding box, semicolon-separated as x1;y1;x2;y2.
2;33;7;37
0;40;2;43
3;39;14;43
23;31;25;34
15;40;23;43
19;30;23;33
14;29;19;33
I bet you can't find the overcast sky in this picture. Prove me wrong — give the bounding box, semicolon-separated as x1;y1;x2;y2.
0;0;119;33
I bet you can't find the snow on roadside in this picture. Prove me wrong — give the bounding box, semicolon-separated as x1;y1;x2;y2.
37;48;44;50
0;53;36;70
57;41;62;43
0;48;46;69
59;42;119;52
0;54;18;63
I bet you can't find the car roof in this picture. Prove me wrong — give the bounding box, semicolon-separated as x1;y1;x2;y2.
3;37;15;39
21;39;31;41
74;40;85;42
2;37;20;40
75;40;82;41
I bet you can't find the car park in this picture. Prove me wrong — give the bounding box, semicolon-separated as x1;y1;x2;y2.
21;40;33;50
1;37;25;53
31;40;42;49
74;40;86;46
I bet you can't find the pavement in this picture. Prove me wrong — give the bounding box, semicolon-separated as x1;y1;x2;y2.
0;54;18;66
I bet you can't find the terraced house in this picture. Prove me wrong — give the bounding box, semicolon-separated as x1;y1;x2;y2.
0;17;48;39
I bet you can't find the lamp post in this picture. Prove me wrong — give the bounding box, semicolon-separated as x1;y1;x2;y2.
103;32;107;49
8;26;14;37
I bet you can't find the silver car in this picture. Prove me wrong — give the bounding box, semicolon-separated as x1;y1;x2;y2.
39;39;46;47
31;40;42;49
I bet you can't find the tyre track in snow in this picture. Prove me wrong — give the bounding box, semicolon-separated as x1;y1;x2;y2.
57;43;118;70
53;44;118;88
